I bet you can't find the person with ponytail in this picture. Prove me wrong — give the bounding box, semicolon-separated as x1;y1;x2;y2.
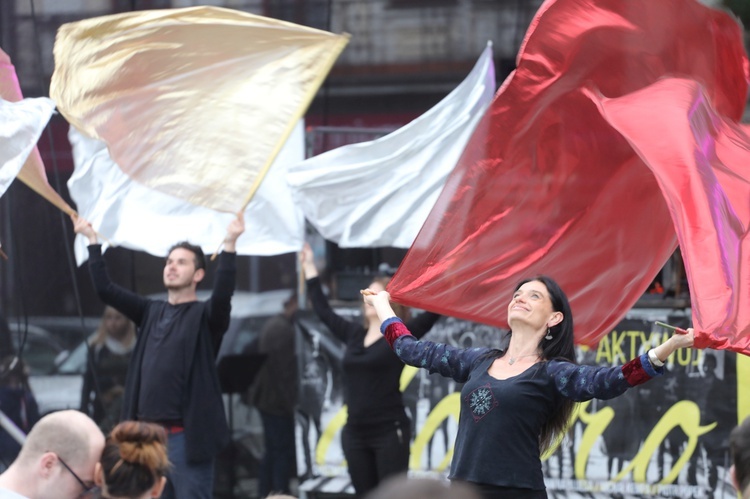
95;421;169;499
361;275;695;499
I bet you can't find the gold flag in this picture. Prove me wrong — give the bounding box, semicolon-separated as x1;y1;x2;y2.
51;6;349;213
0;50;74;215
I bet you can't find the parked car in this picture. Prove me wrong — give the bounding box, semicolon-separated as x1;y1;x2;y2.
12;316;99;351
8;323;66;376
7;316;100;372
21;325;94;415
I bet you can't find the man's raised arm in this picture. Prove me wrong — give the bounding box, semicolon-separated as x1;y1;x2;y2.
71;214;148;324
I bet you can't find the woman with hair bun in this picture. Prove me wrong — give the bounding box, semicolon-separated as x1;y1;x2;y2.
95;421;170;499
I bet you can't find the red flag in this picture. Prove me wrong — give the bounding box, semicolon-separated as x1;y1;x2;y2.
388;0;748;348
594;79;750;355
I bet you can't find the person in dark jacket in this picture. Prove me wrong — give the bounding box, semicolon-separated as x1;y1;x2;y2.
80;306;136;433
300;243;441;496
249;293;299;497
73;213;245;499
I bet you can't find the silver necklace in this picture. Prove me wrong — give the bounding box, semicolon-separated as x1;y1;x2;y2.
507;353;539;365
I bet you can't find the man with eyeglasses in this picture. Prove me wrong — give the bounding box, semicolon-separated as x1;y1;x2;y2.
0;410;105;499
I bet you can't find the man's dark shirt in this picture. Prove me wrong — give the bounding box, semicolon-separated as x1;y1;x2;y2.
138;306;188;422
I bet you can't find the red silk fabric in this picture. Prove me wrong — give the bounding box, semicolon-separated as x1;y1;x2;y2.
596;79;750;354
388;0;749;350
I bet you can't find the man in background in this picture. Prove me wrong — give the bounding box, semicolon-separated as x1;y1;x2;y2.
250;294;299;497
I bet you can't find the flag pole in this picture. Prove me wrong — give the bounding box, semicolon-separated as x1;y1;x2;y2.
210;33;350;262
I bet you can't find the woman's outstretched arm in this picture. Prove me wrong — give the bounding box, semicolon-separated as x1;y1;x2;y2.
362;289;486;383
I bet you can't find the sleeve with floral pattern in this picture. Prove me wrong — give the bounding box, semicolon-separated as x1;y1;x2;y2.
381;317;488;383
547;353;664;402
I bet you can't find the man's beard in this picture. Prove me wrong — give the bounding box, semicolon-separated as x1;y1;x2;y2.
165;280;191;291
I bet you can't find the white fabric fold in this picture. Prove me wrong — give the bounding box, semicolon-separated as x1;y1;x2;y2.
0;97;56;198
287;43;496;248
68;123;305;265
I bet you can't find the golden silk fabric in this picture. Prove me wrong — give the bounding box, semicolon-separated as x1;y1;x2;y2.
0;49;73;215
51;6;348;213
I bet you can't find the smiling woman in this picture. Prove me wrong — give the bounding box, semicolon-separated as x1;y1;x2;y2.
362;275;696;499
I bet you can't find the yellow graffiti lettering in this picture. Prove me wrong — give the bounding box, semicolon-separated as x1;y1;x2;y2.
739;354;750;423
315;365;425;466
410;392;460;471
400;365;419;392
626;331;648;361
647;332;662;348
675;346;693;366
316;405;348;465
541;405;581;461
692;350;702;367
596;335;612;364
611;331;628;365
614;401;714;484
574;401;614;478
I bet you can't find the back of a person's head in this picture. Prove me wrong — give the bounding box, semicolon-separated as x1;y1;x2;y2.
99;421;169;499
363;475;481;499
731;416;750;495
16;410;100;469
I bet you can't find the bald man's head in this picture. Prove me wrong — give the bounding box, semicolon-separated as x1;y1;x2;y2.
0;410;105;499
17;410;104;468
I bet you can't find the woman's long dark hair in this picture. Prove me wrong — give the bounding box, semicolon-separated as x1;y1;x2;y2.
519;275;576;454
490;276;577;454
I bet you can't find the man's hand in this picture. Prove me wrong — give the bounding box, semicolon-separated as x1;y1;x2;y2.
300;242;319;279
71;214;98;245
223;213;245;253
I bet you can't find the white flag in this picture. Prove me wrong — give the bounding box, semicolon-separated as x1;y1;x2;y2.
287;43;495;248
0;97;55;197
69;123;305;265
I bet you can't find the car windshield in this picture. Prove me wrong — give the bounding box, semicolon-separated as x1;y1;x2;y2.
8;324;65;375
56;340;88;375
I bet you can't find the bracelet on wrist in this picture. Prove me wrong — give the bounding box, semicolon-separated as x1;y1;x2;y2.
648;348;665;368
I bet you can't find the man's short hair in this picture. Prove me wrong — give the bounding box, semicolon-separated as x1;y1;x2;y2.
731;416;750;493
167;241;206;271
17;411;97;468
